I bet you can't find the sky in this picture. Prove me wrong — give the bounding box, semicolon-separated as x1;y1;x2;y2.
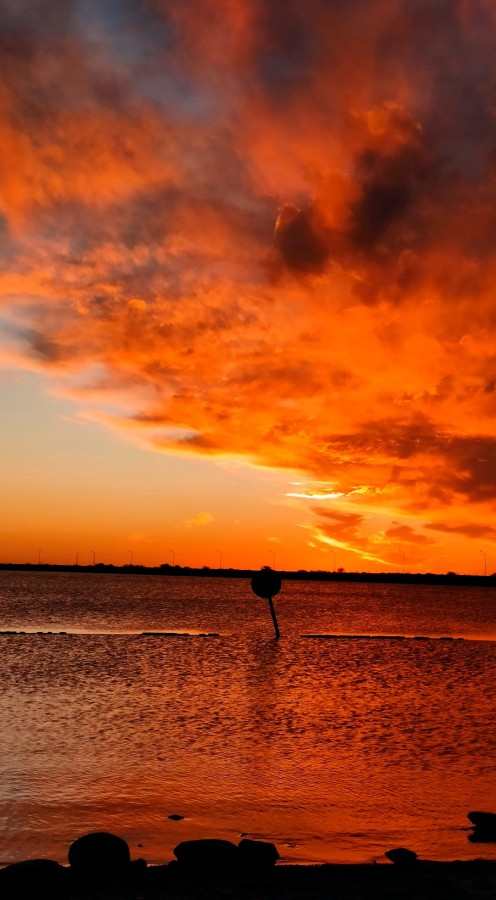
1;0;496;573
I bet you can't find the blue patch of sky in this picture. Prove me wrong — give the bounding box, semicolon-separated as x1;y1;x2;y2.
0;213;17;264
0;306;44;339
0;0;72;40
72;0;223;124
0;315;19;344
0;302;68;340
71;0;176;65
138;72;222;124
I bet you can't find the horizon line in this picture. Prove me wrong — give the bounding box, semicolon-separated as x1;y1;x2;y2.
0;562;494;583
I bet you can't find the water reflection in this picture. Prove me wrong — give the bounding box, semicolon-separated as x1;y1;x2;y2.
0;573;495;865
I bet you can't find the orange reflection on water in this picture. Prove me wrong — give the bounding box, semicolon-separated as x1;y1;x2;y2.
0;576;495;865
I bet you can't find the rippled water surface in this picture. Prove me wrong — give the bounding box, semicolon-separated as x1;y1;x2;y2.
0;571;495;866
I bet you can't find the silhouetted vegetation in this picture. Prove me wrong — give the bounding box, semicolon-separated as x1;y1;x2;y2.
0;562;495;587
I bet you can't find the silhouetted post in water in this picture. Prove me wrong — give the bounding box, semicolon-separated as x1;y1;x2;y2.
251;567;282;638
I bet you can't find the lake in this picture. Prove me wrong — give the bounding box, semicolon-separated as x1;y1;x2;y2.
0;571;495;866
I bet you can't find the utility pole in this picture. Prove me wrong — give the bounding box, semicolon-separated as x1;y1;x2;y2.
480;549;487;576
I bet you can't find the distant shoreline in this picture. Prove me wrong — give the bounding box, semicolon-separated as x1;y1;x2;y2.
0;562;495;587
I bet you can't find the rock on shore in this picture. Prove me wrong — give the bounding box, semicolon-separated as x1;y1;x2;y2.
468;811;496;843
0;830;495;899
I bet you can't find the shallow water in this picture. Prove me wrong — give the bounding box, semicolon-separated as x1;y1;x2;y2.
0;571;495;866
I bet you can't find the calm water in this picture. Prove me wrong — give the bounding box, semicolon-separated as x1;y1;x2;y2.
0;571;495;866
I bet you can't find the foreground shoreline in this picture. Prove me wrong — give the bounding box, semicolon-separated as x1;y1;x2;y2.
3;859;496;899
162;861;496;900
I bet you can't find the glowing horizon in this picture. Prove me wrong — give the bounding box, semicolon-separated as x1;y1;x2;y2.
1;0;496;576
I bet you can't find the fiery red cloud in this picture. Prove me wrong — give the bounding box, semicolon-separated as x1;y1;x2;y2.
1;0;496;568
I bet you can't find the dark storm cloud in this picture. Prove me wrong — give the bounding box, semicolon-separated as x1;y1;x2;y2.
255;0;318;97
273;205;329;272
377;0;496;179
313;419;496;506
322;414;438;461
350;143;432;251
23;329;63;363
446;438;496;502
425;521;496;540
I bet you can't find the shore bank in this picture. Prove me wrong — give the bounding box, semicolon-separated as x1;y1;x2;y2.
2;562;496;587
2;859;496;900
149;861;496;900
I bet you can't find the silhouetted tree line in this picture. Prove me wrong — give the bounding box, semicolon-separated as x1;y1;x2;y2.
0;561;495;587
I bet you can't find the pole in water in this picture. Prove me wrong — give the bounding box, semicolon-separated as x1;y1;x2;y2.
267;595;280;639
251;568;282;638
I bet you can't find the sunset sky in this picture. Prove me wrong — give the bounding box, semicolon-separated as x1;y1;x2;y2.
1;0;496;573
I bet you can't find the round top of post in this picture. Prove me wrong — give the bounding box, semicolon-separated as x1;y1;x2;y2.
251;568;282;599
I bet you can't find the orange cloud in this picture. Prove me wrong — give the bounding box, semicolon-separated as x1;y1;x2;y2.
384;524;435;546
2;0;496;568
183;511;214;528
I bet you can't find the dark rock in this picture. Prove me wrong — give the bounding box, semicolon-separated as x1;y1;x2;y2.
468;811;496;828
0;858;67;891
385;847;418;865
468;812;496;842
168;813;184;820
129;858;148;878
173;839;239;874
469;830;496;843
238;838;279;869
68;831;131;882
